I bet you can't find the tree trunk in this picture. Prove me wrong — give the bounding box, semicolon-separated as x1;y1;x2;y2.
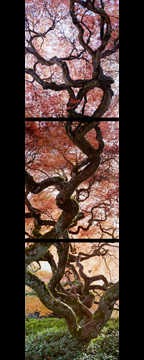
79;281;119;341
25;263;119;341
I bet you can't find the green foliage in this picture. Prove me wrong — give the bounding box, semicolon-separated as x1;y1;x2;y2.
25;290;37;297
25;318;67;336
25;318;119;360
88;319;119;360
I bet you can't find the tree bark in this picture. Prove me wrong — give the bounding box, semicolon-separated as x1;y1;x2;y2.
80;282;119;341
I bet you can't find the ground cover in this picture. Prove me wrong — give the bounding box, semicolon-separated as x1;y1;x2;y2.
25;317;119;360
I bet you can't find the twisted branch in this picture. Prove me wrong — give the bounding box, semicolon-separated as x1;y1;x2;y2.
25;0;118;117
56;121;104;208
25;122;104;239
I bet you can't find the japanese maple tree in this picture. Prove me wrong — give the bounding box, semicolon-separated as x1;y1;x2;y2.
25;120;119;239
25;242;119;341
25;0;119;118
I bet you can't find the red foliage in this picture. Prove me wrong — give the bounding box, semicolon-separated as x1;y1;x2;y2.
25;0;119;117
25;121;119;239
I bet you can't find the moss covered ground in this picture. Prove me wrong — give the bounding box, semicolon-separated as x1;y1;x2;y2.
25;317;119;360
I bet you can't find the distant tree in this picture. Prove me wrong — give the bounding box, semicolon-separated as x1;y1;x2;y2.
25;120;119;239
25;0;119;117
25;242;119;341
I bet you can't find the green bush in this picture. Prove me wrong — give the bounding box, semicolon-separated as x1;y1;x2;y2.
25;318;119;360
87;319;119;360
25;317;67;336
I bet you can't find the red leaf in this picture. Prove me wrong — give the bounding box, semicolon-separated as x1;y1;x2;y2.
69;99;80;104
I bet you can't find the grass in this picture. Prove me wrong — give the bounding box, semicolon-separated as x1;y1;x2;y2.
25;317;119;360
